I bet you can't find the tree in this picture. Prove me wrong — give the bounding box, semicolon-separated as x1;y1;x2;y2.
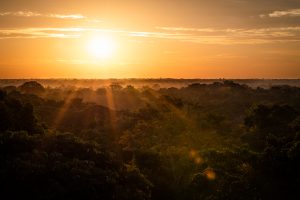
19;81;45;94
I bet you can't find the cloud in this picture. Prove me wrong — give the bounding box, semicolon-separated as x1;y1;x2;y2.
0;28;82;39
263;9;300;18
1;26;300;45
0;11;41;17
0;27;188;40
156;27;299;43
158;26;300;36
47;14;86;19
155;26;300;44
0;11;86;19
128;31;191;40
157;27;215;32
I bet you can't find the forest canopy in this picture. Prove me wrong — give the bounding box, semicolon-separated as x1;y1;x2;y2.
0;80;300;200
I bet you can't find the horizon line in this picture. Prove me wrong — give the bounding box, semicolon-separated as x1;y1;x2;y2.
1;78;300;80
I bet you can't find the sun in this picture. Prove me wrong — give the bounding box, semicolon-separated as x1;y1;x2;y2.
86;36;116;59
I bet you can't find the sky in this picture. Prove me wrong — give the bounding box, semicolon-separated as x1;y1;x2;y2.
0;0;300;79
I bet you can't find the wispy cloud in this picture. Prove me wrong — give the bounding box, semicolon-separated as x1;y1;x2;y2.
0;28;82;39
0;27;188;40
1;26;300;45
155;26;300;44
128;31;191;40
260;9;300;18
48;14;86;19
0;11;86;19
157;27;215;32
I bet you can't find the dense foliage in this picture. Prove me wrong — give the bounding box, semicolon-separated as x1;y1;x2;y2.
0;80;300;199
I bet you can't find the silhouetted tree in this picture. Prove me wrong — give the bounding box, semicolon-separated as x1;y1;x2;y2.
19;81;45;94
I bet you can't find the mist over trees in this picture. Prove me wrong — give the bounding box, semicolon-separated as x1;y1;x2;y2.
1;80;300;200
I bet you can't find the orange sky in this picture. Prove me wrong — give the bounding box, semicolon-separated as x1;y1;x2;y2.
0;0;300;78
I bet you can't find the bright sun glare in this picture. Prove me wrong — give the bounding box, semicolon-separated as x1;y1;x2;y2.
86;36;116;59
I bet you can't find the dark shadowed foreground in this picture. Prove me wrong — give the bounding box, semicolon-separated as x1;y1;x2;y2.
1;80;300;200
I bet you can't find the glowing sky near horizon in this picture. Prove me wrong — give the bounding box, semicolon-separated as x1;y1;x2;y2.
0;0;300;78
